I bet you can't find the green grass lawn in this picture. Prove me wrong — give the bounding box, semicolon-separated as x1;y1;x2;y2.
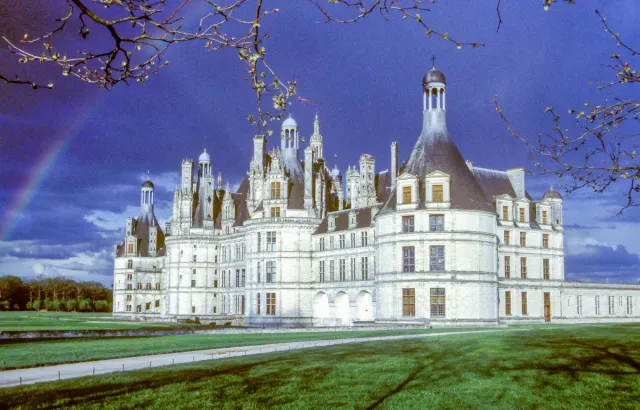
1;324;638;409
0;328;479;369
0;311;200;331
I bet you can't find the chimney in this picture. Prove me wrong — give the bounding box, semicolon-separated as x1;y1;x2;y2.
304;146;314;211
506;168;526;198
391;141;398;186
253;135;265;170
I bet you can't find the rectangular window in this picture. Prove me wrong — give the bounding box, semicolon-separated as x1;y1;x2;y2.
330;260;335;281
191;279;196;287
270;207;281;218
402;216;415;233
429;215;444;232
127;284;132;290
609;296;615;315
504;256;511;278
193;254;197;262
257;293;261;315
502;205;509;220
505;291;512;315
126;294;132;301
319;261;325;282
361;231;368;246
241;269;246;287
271;181;281;199
214;279;218;288
319;237;325;251
266;261;276;283
520;232;526;247
596;296;601;315
350;233;356;248
339;234;345;249
430;288;445;317
402;288;416;316
235;270;240;287
519;208;525;222
266;293;276;315
430;245;445;271
432;185;444;203
126;304;132;312
350;258;356;281
257;232;261;251
241;295;245;315
127;243;133;254
402;186;412;203
627;296;634;315
155;300;160;308
266;231;276;251
543;234;549;249
577;295;583;315
543;259;550;280
504;231;510;245
192;269;196;275
402;247;415;272
192;306;196;314
330;236;335;250
127;273;132;280
361;257;368;280
520;257;527;279
339;259;346;281
542;210;548;225
257;262;261;283
127;259;133;269
521;292;528;315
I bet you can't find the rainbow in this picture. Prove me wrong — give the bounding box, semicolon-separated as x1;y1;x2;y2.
0;132;72;241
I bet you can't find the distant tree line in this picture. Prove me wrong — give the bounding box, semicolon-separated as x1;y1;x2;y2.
0;275;112;312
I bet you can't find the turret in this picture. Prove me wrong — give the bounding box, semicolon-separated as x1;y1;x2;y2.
281;114;299;151
198;148;211;177
310;113;324;160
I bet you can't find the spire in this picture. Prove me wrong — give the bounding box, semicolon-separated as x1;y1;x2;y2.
431;54;436;70
313;112;320;135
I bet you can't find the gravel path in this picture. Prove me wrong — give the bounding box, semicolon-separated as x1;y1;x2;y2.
0;329;506;388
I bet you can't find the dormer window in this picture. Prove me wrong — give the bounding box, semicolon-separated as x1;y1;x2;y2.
328;214;336;231
432;185;444;203
270;207;281;218
502;206;509;221
271;181;281;200
349;212;356;226
519;208;525;222
542;210;548;225
402;186;412;204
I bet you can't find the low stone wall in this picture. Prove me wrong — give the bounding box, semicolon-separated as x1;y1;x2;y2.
0;329;203;340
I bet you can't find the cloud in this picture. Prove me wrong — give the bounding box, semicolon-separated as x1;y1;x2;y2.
84;205;139;232
566;244;640;284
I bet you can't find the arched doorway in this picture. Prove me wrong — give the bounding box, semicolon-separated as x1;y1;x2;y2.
356;291;374;321
334;292;351;326
312;292;330;326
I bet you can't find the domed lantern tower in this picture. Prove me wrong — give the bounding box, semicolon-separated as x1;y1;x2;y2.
423;56;446;112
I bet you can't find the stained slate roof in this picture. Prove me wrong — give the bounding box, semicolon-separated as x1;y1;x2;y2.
314;206;374;235
471;167;517;202
393;109;492;212
375;170;391;204
115;211;165;257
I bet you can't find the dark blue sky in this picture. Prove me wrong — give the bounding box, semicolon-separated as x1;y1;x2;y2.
1;1;639;285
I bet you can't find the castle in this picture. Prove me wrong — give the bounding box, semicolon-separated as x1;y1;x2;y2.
113;67;640;326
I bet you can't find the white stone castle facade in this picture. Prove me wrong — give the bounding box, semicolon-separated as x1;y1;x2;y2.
113;67;640;327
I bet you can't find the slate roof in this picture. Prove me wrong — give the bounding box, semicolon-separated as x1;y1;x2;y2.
471;167;517;202
115;211;165;257
390;109;492;212
314;206;374;235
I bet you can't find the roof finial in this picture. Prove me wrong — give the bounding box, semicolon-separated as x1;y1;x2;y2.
431;55;436;70
315;111;318;121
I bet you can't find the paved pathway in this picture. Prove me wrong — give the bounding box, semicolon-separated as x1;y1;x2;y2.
0;329;505;388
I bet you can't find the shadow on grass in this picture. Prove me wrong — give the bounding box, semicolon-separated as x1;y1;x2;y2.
1;326;639;409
